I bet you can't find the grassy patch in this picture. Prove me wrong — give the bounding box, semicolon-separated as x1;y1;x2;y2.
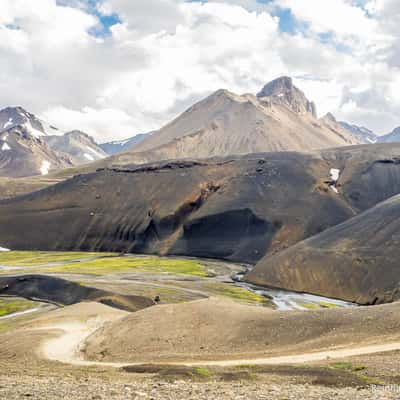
331;362;354;371
362;376;385;386
330;362;366;372
0;298;37;317
353;365;366;372
299;303;321;310
299;302;341;310
0;251;208;277
0;251;117;267
235;364;258;369
42;256;208;277
193;367;212;378
205;283;271;305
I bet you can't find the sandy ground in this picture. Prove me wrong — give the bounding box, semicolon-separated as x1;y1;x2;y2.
43;314;400;368
1;300;400;399
6;298;397;369
83;297;400;363
0;298;398;368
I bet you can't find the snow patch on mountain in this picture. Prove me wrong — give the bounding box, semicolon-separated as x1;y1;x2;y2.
84;153;94;161
1;142;10;151
40;160;51;175
3;118;13;129
86;145;105;159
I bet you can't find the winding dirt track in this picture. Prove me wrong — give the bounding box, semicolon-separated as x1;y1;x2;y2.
40;312;400;368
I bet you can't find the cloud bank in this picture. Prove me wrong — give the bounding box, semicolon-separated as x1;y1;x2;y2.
0;0;399;141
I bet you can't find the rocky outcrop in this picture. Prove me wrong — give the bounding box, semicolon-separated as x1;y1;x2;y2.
0;106;61;137
257;76;317;117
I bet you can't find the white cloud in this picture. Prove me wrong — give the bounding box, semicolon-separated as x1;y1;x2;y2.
275;0;377;40
0;0;400;140
41;106;144;143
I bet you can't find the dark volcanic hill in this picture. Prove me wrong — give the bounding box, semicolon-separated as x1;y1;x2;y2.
246;194;400;305
1;144;400;267
0;275;154;311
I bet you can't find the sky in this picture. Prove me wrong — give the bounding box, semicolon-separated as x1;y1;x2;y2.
1;0;400;142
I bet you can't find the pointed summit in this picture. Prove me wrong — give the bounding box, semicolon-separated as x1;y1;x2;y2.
257;76;317;118
321;112;337;123
0;106;61;137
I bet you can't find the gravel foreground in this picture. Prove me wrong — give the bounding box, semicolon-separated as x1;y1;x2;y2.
0;376;399;400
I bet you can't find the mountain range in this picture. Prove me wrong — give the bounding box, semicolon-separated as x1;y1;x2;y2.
99;133;151;155
119;77;359;166
3;76;400;178
2;76;400;305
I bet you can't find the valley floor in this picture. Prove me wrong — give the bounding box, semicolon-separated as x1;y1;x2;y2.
0;252;400;399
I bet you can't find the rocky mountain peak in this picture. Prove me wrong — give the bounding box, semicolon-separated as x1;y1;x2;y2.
44;129;107;165
378;126;400;143
65;130;94;143
321;112;337;123
0;106;61;137
257;76;317;118
391;127;400;135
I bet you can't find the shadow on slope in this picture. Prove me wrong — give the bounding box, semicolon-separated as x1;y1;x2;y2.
0;275;155;312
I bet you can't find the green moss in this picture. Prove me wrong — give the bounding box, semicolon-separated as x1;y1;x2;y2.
0;251;117;267
235;364;257;369
361;376;385;386
0;251;207;277
41;256;208;277
205;283;270;304
299;303;321;310
299;302;341;310
193;367;212;378
331;362;354;370
353;365;366;371
0;298;37;317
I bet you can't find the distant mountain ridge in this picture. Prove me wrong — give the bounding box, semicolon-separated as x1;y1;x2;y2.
99;133;152;155
0;106;62;137
113;76;360;167
0;107;107;176
3;77;394;178
339;121;378;144
378;127;400;143
44;130;107;165
0;125;72;177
